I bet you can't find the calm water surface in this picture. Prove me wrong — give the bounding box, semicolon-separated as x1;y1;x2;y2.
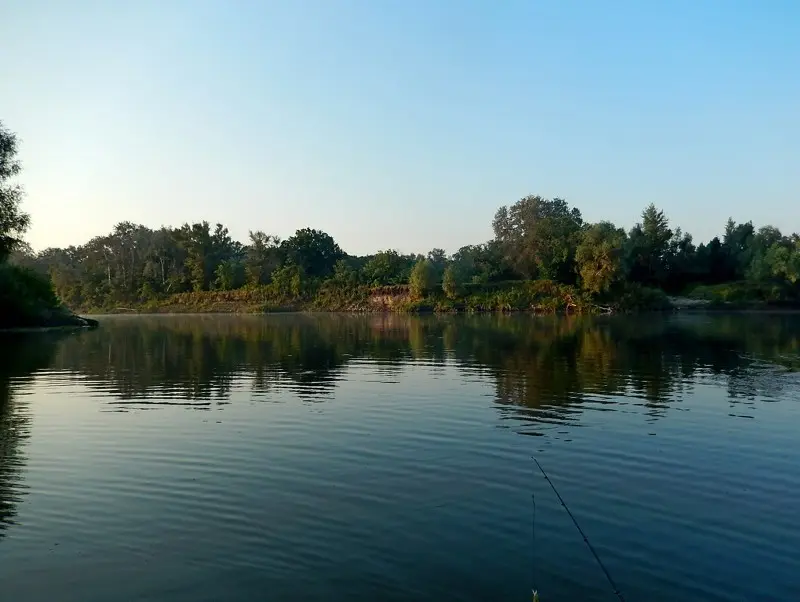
1;313;799;602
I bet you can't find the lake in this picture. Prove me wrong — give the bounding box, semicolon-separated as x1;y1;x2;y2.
1;313;799;602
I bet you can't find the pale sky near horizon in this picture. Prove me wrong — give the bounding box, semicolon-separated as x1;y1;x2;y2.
2;1;798;255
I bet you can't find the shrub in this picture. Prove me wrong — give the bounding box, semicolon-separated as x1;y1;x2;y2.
442;266;460;299
0;264;67;327
614;283;671;311
409;260;435;298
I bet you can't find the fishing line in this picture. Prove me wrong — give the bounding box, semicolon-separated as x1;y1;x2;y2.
532;456;626;602
531;490;538;602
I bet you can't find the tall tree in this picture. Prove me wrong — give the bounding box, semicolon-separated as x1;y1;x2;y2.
426;248;448;281
176;222;239;291
722;218;755;279
442;265;460;299
361;250;416;286
451;242;508;283
492;195;583;281
575;222;627;294
244;230;281;285
625;204;673;287
664;228;696;291
409;259;435;298
280;228;343;278
142;227;187;295
0;122;30;261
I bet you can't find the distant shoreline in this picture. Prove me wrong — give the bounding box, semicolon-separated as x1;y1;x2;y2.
24;281;799;321
77;303;800;317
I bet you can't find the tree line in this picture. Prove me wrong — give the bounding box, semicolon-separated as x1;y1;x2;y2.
2;118;799;311
10;196;798;310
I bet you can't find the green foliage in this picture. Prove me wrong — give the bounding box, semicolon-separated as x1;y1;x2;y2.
0;264;75;328
575;222;626;294
4;114;800;317
280;228;343;278
765;242;800;284
444;279;593;313
426;248;448;281
271;264;305;299
0;122;88;328
0;124;792;318
361;250;417;286
442;265;460;299
176;221;241;292
245;230;281;285
331;259;359;287
214;259;246;291
492;195;583;281
0;122;30;262
450;242;510;284
409;259;435;298
687;281;797;305
625;204;673;287
723;218;756;279
614;283;671;312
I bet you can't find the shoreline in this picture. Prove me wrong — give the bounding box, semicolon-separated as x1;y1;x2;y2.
0;315;99;333
74;304;800;317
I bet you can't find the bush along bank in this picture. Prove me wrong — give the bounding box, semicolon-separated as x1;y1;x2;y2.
79;279;673;315
0;264;98;330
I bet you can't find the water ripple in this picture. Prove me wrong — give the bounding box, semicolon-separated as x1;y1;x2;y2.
1;314;799;602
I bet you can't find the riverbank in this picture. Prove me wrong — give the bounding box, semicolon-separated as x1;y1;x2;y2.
74;280;680;315
68;279;800;316
0;264;98;330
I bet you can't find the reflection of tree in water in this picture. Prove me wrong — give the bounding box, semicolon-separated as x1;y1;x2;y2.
46;314;800;421
453;314;800;427
0;333;63;536
49;316;418;407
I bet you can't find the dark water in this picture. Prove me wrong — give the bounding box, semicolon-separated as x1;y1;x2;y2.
1;314;799;602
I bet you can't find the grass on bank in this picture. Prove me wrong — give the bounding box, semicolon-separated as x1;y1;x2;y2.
85;278;673;315
685;281;800;307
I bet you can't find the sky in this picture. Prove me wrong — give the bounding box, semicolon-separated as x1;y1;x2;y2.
2;0;798;256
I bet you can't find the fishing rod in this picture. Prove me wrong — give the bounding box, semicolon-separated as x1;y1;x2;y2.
532;456;627;602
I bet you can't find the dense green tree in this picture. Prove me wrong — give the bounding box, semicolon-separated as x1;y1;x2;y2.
0;122;30;261
271;264;304;298
177;223;209;292
765;240;800;284
409;259;435;298
451;243;509;283
664;228;697;291
214;259;246;291
426;248;448;281
331;259;359;287
753;226;784;253
244;231;281;286
361;250;417;286
575;222;627;294
492;195;583;281
142;227;186;295
280;228;343;278
746;226;787;284
442;265;460;299
694;237;732;284
8;241;34;268
723;218;756;279
625;204;673;287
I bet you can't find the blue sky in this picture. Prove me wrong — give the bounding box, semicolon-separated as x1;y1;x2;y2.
3;0;798;255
